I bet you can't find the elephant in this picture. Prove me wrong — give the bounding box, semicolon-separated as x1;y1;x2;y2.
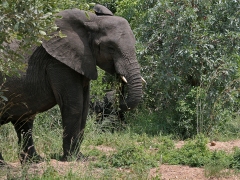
0;4;143;164
0;153;5;166
90;90;126;130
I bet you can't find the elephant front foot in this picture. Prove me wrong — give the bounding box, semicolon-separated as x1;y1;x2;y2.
60;152;88;162
19;152;44;164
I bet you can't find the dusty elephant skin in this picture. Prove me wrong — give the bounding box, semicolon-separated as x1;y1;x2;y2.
0;4;143;164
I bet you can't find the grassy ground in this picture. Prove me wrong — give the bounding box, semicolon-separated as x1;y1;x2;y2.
0;106;240;179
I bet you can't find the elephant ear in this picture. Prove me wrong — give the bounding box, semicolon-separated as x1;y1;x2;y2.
42;9;98;80
93;4;113;16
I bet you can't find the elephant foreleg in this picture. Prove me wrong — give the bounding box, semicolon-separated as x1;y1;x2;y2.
11;117;43;164
47;64;90;161
60;81;90;161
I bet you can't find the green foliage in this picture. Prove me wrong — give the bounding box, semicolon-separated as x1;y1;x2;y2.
0;123;18;162
35;166;59;179
107;146;156;168
155;136;175;153
164;135;211;167
155;134;239;174
230;147;240;170
33;106;63;159
0;0;92;76
116;0;157;28
127;109;171;136
116;0;240;138
204;150;234;178
90;68;111;101
1;0;55;75
175;88;198;137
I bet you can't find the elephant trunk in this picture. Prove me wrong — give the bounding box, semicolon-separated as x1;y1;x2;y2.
119;61;143;111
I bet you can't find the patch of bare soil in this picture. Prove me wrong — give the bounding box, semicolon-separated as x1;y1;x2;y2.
149;140;240;180
149;165;239;180
175;139;240;152
0;160;89;180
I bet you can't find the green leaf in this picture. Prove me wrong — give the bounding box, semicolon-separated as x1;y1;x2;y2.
85;12;90;20
58;31;67;38
39;30;47;36
2;1;9;8
89;3;96;7
51;26;58;31
1;95;8;102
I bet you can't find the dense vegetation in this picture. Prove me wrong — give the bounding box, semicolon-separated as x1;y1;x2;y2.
0;0;240;179
116;0;240;139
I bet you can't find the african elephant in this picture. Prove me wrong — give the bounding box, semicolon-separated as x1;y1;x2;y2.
0;4;143;164
90;90;126;129
0;153;5;166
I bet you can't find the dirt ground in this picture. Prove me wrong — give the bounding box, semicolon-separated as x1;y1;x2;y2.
149;140;240;180
1;140;240;180
150;164;239;180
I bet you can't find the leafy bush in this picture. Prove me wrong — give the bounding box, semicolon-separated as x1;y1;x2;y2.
0;0;92;76
1;0;56;75
204;150;233;177
163;135;211;167
92;141;158;171
117;0;240;138
230;147;240;170
127;109;167;135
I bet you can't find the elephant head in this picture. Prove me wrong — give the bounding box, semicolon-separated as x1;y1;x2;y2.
43;5;143;111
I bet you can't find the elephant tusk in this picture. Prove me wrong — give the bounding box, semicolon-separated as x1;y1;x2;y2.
141;77;147;84
121;76;128;83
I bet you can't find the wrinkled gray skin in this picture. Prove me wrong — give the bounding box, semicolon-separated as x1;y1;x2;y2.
0;5;142;164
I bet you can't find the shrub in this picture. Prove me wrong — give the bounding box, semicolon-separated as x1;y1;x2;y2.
164;135;211;167
118;0;240;138
230;147;240;170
